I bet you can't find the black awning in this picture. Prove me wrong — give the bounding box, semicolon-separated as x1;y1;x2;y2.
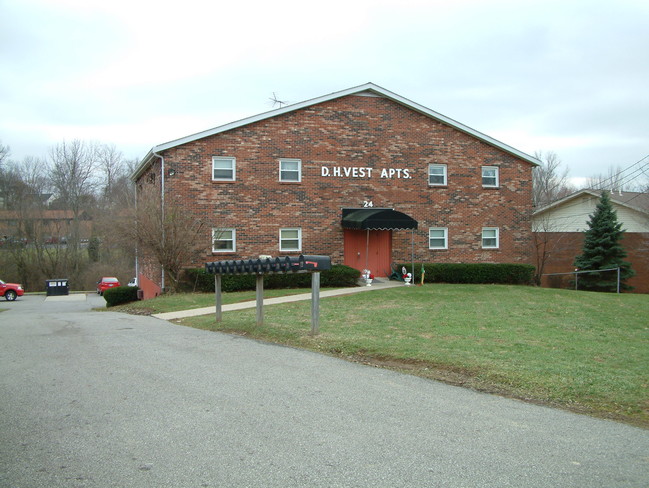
341;208;418;231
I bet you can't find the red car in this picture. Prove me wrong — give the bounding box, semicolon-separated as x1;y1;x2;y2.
0;279;24;301
96;277;121;295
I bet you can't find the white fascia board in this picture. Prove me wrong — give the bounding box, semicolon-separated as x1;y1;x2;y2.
534;189;649;217
533;190;600;216
132;82;540;181
130;149;157;181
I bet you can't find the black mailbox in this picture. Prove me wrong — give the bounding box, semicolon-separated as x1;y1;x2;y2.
300;255;332;271
205;255;331;275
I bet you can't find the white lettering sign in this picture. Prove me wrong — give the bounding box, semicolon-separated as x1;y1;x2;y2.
320;165;411;179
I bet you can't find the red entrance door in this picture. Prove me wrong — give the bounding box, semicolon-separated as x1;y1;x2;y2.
343;230;392;277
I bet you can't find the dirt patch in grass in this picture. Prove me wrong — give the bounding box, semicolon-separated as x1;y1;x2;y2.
111;305;155;316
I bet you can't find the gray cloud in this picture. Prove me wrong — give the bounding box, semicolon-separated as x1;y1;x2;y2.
1;0;647;183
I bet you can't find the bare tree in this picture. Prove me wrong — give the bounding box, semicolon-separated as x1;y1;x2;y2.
105;156;137;210
0;141;10;168
531;214;569;285
533;151;574;208
20;156;49;200
1;154;58;289
588;165;621;193
47;139;102;280
0;166;23;211
0;142;13;209
0;155;47;210
586;164;649;193
114;182;205;292
48;140;100;242
97;143;125;203
49;140;99;215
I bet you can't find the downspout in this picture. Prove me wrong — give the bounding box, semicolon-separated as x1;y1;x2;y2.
134;183;138;285
411;229;415;283
153;151;165;292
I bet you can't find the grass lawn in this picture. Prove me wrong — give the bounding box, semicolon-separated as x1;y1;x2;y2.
115;284;649;427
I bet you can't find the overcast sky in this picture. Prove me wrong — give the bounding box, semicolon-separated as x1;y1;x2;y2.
1;0;648;185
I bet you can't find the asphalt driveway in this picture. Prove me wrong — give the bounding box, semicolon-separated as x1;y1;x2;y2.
1;294;647;487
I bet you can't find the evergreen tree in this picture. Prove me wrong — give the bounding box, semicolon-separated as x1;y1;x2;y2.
573;191;635;292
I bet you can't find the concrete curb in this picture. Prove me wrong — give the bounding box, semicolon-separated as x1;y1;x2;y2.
152;280;404;320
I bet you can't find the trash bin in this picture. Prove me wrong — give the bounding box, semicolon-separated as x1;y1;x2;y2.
46;279;69;296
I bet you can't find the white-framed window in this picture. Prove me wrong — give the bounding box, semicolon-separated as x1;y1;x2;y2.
429;227;448;249
482;227;499;249
212;228;236;252
428;164;447;186
212;157;236;181
279;159;301;182
279;228;301;252
482;166;499;187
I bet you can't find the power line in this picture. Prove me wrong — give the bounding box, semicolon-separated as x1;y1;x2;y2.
534;154;649;219
582;154;649;190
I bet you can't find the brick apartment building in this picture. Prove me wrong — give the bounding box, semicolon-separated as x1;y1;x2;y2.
132;83;539;296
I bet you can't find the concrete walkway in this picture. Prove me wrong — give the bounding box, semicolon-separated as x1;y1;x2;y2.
152;279;404;320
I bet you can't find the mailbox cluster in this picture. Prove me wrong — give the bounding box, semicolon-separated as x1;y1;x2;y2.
205;255;331;275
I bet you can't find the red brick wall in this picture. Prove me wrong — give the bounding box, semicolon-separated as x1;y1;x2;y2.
537;232;649;293
140;94;535;286
135;164;164;292
138;272;162;300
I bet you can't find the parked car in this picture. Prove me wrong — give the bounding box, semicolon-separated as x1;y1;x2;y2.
96;277;120;295
127;277;138;287
0;279;24;301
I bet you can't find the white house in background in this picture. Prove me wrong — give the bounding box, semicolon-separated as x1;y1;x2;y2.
532;189;649;293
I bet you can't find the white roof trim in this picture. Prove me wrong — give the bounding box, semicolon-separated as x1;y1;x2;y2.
533;190;601;215
533;189;649;216
133;82;541;180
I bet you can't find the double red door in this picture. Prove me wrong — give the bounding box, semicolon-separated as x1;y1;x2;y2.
343;230;392;277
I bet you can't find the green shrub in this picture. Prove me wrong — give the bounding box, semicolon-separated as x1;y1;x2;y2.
264;272;312;289
320;264;360;287
103;286;140;307
180;264;361;293
396;263;535;285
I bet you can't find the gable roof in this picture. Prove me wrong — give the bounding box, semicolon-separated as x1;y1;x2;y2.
132;82;541;180
533;189;649;217
0;210;93;220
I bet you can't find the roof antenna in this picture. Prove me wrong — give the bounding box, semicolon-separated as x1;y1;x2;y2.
269;92;288;108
